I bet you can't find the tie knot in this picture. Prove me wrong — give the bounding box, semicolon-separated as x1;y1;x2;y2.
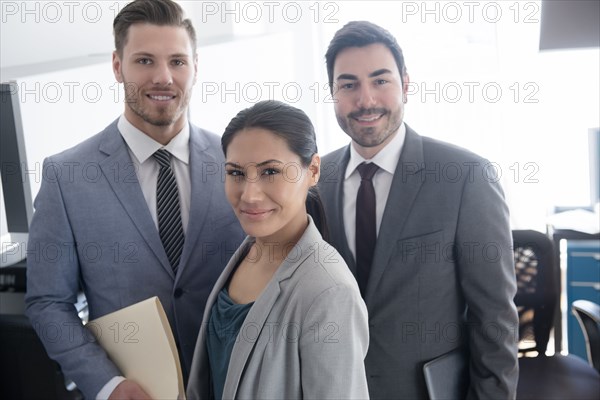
357;162;379;181
153;149;172;169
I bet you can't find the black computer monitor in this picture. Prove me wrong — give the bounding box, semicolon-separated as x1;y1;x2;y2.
1;82;33;267
1;82;32;234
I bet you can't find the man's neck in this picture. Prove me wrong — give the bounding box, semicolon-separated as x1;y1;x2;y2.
123;114;186;146
352;130;398;160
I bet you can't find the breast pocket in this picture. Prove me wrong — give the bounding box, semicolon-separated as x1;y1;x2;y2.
395;230;456;298
395;230;445;266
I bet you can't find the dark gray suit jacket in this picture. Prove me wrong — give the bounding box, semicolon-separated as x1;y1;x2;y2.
25;120;245;398
319;125;519;399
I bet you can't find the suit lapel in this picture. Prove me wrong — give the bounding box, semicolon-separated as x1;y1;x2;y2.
98;122;172;275
322;147;356;273
176;125;215;278
224;270;282;399
365;127;425;303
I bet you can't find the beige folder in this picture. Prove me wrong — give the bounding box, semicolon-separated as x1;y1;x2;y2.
87;296;185;399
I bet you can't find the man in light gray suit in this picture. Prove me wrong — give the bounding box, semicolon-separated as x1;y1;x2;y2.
319;21;519;399
25;1;244;399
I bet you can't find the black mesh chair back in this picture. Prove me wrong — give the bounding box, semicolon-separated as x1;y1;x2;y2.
512;230;600;399
572;299;600;373
513;229;557;354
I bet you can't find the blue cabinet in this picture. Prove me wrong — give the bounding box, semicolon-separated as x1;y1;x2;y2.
566;240;600;360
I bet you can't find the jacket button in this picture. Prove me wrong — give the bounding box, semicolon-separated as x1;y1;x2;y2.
174;288;183;298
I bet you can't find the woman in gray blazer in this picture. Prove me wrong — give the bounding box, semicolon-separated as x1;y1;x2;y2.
186;101;370;400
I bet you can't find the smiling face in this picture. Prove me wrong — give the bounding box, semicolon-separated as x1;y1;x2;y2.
332;43;409;159
112;23;197;143
224;128;319;244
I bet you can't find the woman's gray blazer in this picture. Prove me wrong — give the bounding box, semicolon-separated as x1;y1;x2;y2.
186;217;370;400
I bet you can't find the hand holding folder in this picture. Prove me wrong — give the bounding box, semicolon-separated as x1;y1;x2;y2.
87;297;185;400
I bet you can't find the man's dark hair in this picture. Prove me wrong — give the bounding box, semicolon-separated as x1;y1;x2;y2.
325;21;407;93
113;0;197;57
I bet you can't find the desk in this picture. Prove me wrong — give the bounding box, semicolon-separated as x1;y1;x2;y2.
0;259;26;315
549;229;600;353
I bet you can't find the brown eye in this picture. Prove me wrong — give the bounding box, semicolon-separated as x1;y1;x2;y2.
226;169;244;177
262;168;280;176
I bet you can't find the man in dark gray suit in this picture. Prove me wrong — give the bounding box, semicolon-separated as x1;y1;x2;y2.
25;1;244;398
319;21;519;399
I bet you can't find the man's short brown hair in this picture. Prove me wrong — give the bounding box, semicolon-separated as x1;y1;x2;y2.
113;0;197;56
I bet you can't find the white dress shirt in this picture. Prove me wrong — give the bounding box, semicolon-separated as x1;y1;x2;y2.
95;115;192;400
343;123;406;260
117;115;191;234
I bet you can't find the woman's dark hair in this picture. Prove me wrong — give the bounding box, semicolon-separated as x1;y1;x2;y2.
222;100;329;242
113;0;197;57
325;20;407;93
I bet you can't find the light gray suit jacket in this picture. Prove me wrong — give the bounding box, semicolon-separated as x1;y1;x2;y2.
25;120;245;399
319;126;519;399
186;217;370;400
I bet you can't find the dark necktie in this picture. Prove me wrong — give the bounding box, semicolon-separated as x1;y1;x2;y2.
153;149;185;273
356;162;379;297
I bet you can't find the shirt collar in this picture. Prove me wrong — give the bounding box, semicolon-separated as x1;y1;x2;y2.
117;115;190;164
345;122;406;179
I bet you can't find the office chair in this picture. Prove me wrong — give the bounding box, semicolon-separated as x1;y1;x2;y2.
512;230;600;399
0;314;83;400
572;299;600;373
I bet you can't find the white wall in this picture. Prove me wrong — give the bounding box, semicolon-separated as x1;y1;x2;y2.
1;1;118;69
0;1;322;239
1;1;599;239
0;1;236;70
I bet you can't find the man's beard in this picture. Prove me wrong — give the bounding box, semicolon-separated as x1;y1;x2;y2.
123;82;189;127
337;107;402;148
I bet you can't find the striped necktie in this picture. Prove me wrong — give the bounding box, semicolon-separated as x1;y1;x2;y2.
153;149;184;272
